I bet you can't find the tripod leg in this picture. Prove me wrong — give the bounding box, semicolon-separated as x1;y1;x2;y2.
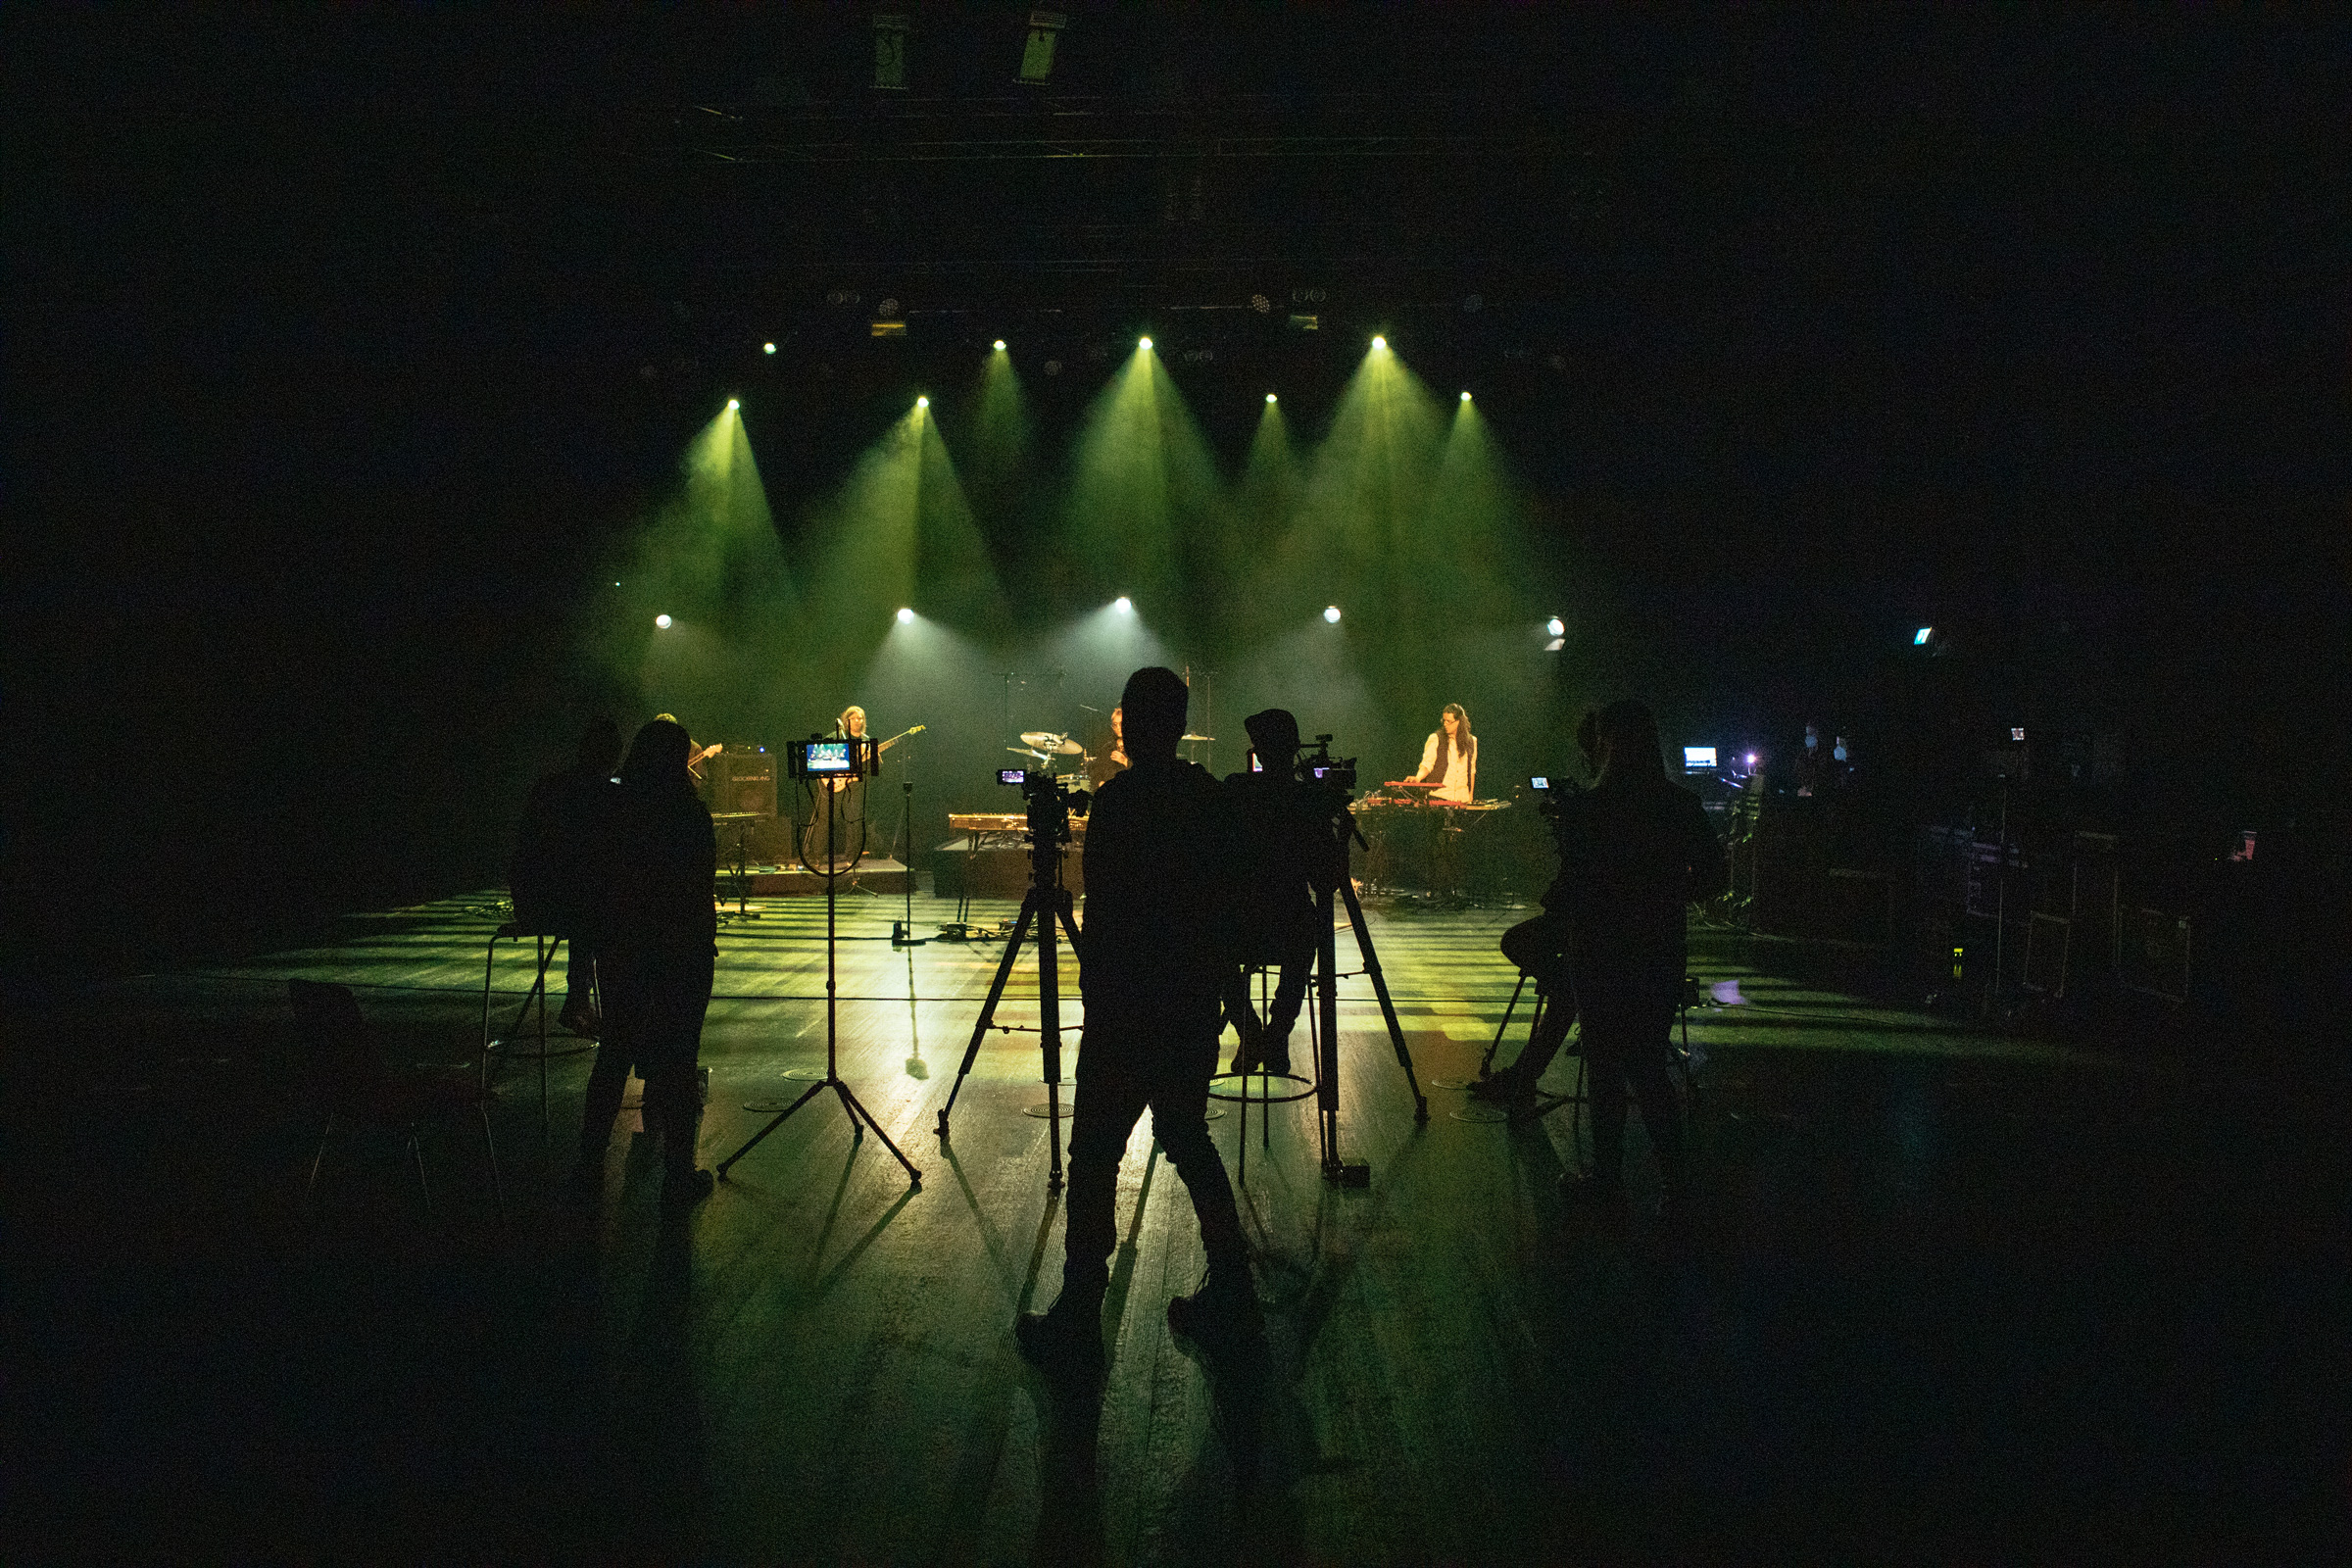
715;1078;830;1178
936;895;1037;1140
833;1081;921;1185
1480;972;1528;1079
1340;879;1428;1121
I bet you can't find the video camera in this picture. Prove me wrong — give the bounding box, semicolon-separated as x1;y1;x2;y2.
998;767;1090;841
1294;734;1357;794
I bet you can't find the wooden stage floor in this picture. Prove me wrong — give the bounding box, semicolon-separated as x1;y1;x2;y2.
5;890;2343;1563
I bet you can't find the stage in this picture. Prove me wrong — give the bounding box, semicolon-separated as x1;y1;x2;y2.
5;890;2341;1562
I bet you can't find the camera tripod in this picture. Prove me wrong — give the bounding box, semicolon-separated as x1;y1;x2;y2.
718;741;921;1189
1305;800;1429;1182
935;780;1084;1192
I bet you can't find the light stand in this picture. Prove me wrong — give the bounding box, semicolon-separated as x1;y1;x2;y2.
718;736;921;1189
935;773;1087;1193
891;732;927;948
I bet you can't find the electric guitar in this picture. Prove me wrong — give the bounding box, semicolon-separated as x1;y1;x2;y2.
801;725;926;866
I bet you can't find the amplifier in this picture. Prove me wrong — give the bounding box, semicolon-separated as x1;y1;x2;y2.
708;749;777;819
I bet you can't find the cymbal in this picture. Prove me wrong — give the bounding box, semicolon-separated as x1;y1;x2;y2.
1019;730;1068;749
1007;746;1050;760
1180;733;1215;743
710;811;763;821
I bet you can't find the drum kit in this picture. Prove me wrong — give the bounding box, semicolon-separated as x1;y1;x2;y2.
1005;728;1218;785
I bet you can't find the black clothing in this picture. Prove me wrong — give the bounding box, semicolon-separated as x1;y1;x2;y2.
1065;996;1244;1288
1063;758;1246;1290
1220;769;1338;1047
511;763;621;939
1077;760;1239;998
1547;775;1724;1001
580;775;717;1180
1543;773;1720;1190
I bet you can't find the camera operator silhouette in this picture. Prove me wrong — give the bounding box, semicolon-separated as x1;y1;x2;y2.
1017;666;1259;1371
1221;708;1343;1079
571;717;719;1206
1544;701;1725;1210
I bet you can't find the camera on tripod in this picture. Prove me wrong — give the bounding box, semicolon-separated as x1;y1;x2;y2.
788;736;878;779
998;767;1090;838
1294;734;1357;794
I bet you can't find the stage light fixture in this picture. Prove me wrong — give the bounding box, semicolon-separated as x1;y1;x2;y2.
1546;616;1565;637
1323;605;1342;623
1745;752;1759;768
1371;335;1387;351
1265;392;1277;404
1112;596;1133;613
656;613;673;629
915;395;929;409
762;342;776;355
897;607;915;624
1460;391;1472;402
1914;626;1933;646
726;398;740;410
1138;336;1152;351
994;339;1006;351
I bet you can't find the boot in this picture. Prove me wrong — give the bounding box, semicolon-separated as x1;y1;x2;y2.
1166;1263;1261;1343
1016;1277;1106;1374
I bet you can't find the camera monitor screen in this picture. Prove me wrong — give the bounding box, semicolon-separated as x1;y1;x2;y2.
1530;775;1550;792
803;740;855;774
999;767;1027;786
1682;746;1717;773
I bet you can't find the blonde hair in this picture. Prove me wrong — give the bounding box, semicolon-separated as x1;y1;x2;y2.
837;706;866;734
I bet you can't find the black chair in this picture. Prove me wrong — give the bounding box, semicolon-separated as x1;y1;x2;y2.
291;979;505;1220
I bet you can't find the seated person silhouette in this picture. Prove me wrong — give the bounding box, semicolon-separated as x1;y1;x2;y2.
1018;666;1258;1369
1471;709;1597;1109
1221;707;1339;1079
572;717;719;1206
511;716;624;1039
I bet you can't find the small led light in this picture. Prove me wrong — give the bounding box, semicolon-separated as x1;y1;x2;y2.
762;342;775;354
1112;596;1133;614
1745;753;1759;768
897;607;915;625
1323;605;1342;624
1914;626;1934;646
1545;616;1564;637
655;613;672;629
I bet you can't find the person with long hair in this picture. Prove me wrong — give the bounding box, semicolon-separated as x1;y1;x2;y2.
571;716;719;1205
1549;699;1725;1211
1414;703;1478;804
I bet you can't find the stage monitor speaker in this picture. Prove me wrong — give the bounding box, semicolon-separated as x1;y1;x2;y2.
709;750;777;819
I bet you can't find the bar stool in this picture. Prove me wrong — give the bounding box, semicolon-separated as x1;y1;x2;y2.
1206;963;1317;1187
479;922;598;1143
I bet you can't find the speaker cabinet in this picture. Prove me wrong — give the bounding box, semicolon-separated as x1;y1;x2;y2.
708;749;777;818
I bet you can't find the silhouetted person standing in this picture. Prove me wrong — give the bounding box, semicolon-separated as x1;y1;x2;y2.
1018;666;1255;1368
1553;700;1724;1207
1221;708;1336;1078
572;717;719;1204
511;717;624;1038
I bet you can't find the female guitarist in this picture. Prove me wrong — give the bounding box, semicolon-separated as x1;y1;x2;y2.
800;707;925;870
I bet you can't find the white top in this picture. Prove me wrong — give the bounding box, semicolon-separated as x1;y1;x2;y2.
1416;731;1477;804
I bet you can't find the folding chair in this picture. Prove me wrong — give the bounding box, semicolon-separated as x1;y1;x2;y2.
290;979;505;1220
